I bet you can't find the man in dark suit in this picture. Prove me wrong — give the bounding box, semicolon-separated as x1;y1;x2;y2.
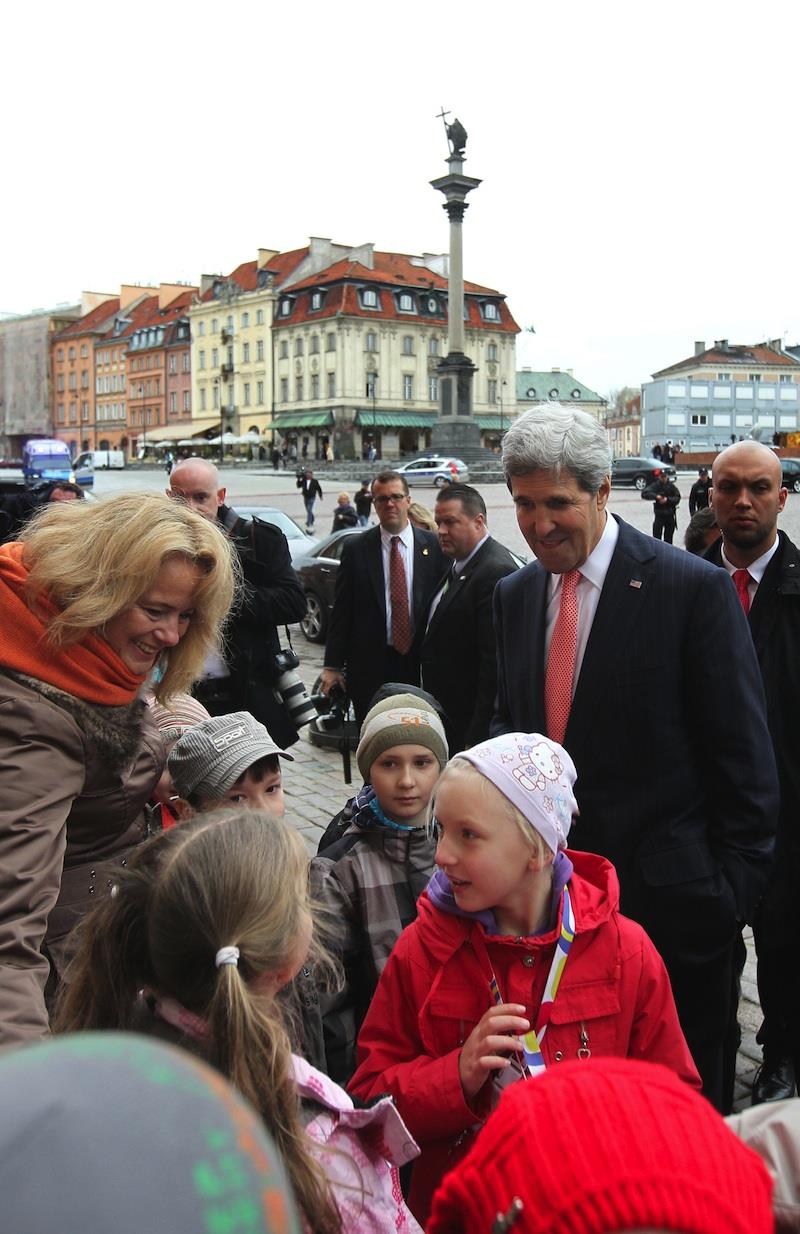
320;470;445;724
421;484;518;753
707;441;800;1104
491;405;778;1112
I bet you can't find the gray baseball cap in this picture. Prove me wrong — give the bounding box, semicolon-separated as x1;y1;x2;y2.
168;711;293;800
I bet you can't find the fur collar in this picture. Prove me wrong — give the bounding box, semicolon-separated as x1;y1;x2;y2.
3;668;147;769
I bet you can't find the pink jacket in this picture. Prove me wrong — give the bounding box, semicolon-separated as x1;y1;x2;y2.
349;851;700;1225
292;1055;422;1234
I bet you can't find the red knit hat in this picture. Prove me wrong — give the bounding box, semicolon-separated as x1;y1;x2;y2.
426;1059;773;1234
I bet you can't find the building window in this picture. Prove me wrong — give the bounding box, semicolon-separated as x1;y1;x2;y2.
326;332;336;352
182;353;190;372
429;337;439;356
243;382;251;406
309;374;319;399
327;371;335;398
311;291;323;311
68;347;76;361
199;350;206;369
183;391;190;411
483;303;499;321
310;335;319;354
81;370;89;388
213;385;220;410
256;339;264;361
170;392;177;413
294;337;304;357
280;377;289;402
69;402;77;422
488;379;497;404
226;315;233;331
487;342;498;361
295;377;303;401
57;349;63;362
361;287;379;309
691;413;708;425
402;335;414;355
57;374;64;392
57;403;65;423
241;311;249;328
256;309;264;326
403;375;413;400
398;292;415;313
211;318;218;333
365;331;378;353
429;376;439;401
280;340;289;359
81;401;89;421
80;344;88;358
169;355;177;374
200;388;207;411
68;373;77;391
242;342;250;363
749;373;760;382
257;380;264;404
198;321;205;336
779;374;793;383
212;347;219;368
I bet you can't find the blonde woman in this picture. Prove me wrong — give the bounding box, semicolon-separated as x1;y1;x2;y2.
56;810;422;1234
0;492;237;1044
408;501;437;533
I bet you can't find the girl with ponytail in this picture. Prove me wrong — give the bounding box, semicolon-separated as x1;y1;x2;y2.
55;810;421;1234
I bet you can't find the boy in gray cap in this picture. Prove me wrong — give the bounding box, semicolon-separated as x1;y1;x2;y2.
168;711;293;816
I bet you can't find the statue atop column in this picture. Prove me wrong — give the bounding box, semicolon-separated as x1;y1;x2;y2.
446;117;467;157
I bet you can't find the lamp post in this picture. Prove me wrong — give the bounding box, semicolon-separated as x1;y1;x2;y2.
139;383;146;459
367;370;378;458
499;378;507;442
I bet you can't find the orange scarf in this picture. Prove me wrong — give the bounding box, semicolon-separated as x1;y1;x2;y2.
0;542;146;705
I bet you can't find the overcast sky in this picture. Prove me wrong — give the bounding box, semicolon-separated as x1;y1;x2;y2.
5;0;799;397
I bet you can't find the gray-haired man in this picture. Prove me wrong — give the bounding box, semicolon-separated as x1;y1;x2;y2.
491;403;777;1112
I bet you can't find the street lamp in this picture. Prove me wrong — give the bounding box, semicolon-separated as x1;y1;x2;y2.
499;378;507;442
139;383;146;458
367;370;378;458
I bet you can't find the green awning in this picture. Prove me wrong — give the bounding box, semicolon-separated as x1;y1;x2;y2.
476;415;510;431
355;409;437;429
272;410;334;429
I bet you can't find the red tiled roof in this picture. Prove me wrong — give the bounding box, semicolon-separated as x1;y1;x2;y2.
199;247;310;301
284;250;500;296
55;298;121;339
654;343;800;377
97;290;194;343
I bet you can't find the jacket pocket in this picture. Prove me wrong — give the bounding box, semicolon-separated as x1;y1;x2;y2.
547;983;623;1062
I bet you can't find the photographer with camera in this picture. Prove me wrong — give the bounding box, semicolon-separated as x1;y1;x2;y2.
169;459;308;748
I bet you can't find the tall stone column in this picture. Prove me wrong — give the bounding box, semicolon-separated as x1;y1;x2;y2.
430;121;482;455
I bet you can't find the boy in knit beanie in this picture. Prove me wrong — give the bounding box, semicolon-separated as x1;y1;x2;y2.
310;692;448;1085
426;1057;773;1234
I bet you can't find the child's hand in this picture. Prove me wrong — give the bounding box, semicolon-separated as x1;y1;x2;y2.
458;1004;530;1102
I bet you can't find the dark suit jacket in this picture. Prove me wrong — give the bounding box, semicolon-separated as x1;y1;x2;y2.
491;516;777;928
324;525;445;722
421;536;519;753
706;532;800;870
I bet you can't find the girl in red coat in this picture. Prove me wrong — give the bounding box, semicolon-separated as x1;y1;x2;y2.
349;732;701;1226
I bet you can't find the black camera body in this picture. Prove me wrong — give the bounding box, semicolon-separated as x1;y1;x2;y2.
273;647;300;676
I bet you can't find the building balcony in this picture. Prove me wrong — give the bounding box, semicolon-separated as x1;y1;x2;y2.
220;363;234;379
220;330;233;345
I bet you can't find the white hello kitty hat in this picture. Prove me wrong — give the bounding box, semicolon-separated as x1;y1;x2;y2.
454;732;577;853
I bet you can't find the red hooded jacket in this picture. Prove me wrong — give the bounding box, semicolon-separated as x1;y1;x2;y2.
349;849;700;1226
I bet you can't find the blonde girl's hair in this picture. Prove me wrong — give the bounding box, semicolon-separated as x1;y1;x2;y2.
432;757;552;862
54;809;341;1234
408;501;437;533
337;491;351;503
20;491;240;702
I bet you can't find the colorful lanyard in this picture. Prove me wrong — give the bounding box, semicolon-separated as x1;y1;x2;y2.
476;885;575;1078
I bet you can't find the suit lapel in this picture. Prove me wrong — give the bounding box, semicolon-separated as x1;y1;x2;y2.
523;563;548;732
366;528;386;616
411;529;435;626
565;527;655;752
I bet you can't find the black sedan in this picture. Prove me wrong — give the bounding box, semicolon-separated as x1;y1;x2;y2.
611;457;677;491
295;527;366;642
781;458;800;492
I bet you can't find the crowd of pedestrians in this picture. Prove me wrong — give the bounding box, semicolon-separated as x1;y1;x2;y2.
0;415;798;1233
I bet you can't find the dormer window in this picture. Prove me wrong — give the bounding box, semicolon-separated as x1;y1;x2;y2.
361;287;379;310
310;291;325;312
571;388;581;399
279;299;292;317
483;302;499;322
398;292;415;313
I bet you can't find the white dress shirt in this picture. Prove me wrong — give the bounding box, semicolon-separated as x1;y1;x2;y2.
380;522;415;642
721;537;779;607
544;514;619;696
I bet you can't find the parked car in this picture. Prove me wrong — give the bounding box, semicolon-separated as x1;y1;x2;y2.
611;456;677;491
780;458;800;492
393;456;470;487
295;526;526;643
229;505;318;564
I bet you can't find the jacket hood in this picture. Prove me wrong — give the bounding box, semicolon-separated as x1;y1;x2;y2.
418;849;620;959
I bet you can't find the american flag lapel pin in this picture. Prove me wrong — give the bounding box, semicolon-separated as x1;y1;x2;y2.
629;578;643;589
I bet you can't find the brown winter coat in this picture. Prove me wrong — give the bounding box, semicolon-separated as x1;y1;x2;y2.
0;669;164;1044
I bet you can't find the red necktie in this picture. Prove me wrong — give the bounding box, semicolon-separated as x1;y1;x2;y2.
732;568;752;616
545;570;581;745
390;536;412;655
